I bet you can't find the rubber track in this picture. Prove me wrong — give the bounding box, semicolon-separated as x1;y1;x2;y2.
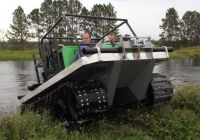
150;73;173;106
29;80;109;123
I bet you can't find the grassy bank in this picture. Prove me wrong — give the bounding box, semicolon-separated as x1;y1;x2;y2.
170;46;200;59
0;46;200;61
0;49;40;61
0;84;200;140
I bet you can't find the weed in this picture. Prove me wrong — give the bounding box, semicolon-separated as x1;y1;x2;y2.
0;84;200;139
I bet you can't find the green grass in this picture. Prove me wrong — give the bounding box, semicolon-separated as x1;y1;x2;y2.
1;46;200;61
1;84;200;139
0;49;40;61
170;46;200;59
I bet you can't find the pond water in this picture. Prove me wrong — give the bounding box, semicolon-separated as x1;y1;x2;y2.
154;58;200;86
0;61;36;116
0;58;200;115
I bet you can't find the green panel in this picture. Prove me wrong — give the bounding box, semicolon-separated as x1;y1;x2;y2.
102;43;120;48
61;46;78;68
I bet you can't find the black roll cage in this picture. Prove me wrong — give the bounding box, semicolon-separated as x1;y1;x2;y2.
41;14;137;45
40;14;137;59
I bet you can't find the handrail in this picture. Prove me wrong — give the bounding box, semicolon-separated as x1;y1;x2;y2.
82;47;173;54
64;14;127;22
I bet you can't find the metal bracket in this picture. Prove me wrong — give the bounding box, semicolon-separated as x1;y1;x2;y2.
164;46;169;58
120;37;127;60
96;47;102;61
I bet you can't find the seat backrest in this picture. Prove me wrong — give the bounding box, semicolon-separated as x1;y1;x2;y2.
61;46;78;68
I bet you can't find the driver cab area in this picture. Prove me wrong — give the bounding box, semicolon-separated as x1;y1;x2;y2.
39;14;141;80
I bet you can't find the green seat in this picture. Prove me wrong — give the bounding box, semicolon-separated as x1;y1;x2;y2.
102;43;120;48
61;46;78;68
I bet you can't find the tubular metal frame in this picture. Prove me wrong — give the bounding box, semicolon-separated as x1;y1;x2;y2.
37;14;138;83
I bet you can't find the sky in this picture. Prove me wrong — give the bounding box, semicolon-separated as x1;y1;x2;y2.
0;0;200;40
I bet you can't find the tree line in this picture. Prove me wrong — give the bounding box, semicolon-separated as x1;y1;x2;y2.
4;0;117;49
159;7;200;48
2;3;199;49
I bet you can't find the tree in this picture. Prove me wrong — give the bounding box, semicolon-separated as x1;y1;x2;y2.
79;6;91;33
159;8;180;47
0;29;6;48
37;1;116;39
6;6;31;49
52;0;64;19
40;0;54;32
90;3;117;38
65;0;82;36
28;8;43;42
39;0;83;37
52;0;67;38
181;11;200;45
102;3;117;34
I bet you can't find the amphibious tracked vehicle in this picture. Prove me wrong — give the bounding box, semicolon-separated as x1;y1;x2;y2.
20;14;173;123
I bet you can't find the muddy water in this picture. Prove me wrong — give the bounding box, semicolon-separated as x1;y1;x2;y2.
0;58;200;115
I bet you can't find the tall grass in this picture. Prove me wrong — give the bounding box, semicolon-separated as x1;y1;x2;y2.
0;111;68;140
0;49;40;61
170;46;200;59
0;84;200;139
